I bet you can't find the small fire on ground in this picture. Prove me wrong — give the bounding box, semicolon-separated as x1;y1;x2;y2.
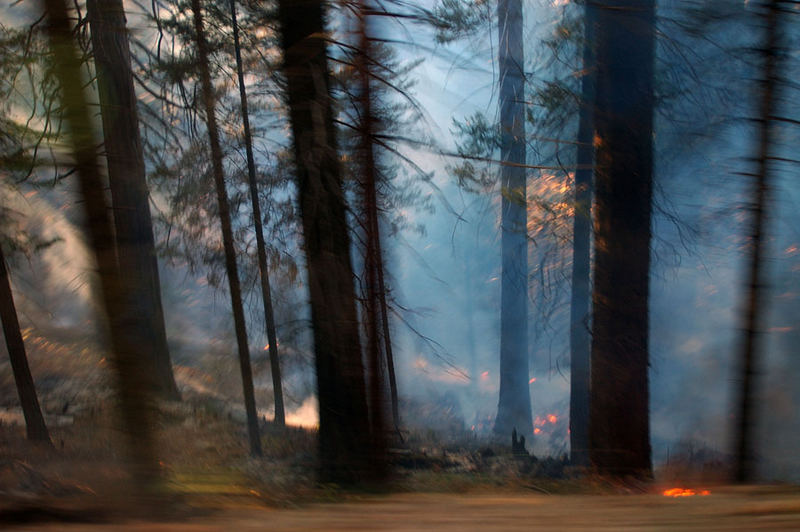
662;488;711;497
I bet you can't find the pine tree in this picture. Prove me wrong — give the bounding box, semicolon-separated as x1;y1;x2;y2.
0;242;51;444
86;0;179;400
191;0;261;456
734;0;785;483
229;0;285;427
43;0;161;494
276;0;374;483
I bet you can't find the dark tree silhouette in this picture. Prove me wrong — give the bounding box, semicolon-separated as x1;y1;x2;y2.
569;1;596;467
494;0;532;440
0;242;51;444
190;0;261;456
276;0;374;483
86;0;179;401
229;0;285;427
734;0;785;484
589;0;656;477
43;0;160;494
356;0;392;476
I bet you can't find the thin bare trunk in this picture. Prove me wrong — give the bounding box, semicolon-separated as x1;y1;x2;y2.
0;243;51;444
191;0;261;456
229;0;285;427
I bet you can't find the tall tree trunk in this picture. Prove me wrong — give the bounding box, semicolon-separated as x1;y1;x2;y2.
734;0;782;484
589;0;656;477
494;0;532;440
568;1;596;468
0;243;51;444
229;0;285;427
86;0;179;401
191;0;261;457
357;0;390;474
43;0;160;494
276;0;373;483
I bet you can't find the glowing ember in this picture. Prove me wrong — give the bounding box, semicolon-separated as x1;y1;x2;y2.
534;428;541;434
529;377;537;384
662;488;710;497
547;414;558;424
480;371;490;381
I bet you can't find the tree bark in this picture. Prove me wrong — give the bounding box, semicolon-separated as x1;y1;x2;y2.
357;0;390;475
276;0;373;483
86;0;179;401
0;243;51;444
494;0;532;440
568;1;595;467
43;0;160;494
191;0;261;457
229;0;285;427
589;0;656;478
734;0;782;484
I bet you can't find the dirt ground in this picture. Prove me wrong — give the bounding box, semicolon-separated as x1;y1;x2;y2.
4;486;800;531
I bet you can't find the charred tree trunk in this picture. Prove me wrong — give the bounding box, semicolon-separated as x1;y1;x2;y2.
589;0;656;478
191;0;261;456
734;0;783;484
229;0;285;427
44;0;160;493
494;0;532;440
568;1;596;468
86;0;179;401
0;243;51;444
276;0;373;483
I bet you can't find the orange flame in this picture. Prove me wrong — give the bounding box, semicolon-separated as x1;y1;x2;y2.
662;488;710;497
547;414;558;424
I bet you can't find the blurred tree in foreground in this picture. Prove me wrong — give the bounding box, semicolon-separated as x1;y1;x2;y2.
42;0;160;496
589;0;656;478
86;0;179;401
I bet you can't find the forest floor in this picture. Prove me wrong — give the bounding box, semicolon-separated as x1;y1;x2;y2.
2;343;799;530
2;486;800;530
